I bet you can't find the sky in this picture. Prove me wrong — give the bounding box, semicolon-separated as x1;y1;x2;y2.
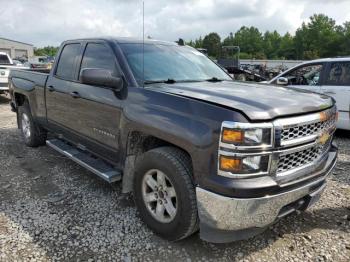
1;0;350;47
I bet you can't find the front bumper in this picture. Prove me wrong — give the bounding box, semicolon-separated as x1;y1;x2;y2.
197;150;337;243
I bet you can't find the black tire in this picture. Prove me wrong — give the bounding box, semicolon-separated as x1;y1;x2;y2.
18;101;47;147
133;147;199;241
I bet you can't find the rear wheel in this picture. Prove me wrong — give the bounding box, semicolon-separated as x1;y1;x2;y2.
133;147;199;241
18;101;47;147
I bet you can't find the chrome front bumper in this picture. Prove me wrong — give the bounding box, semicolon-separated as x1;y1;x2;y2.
197;150;337;243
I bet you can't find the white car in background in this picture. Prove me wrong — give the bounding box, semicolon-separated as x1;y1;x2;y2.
0;52;13;93
268;57;350;130
0;52;28;94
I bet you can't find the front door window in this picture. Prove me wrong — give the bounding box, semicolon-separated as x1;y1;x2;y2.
284;64;323;86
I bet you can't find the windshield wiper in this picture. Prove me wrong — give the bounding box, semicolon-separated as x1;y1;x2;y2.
144;79;176;85
205;77;224;82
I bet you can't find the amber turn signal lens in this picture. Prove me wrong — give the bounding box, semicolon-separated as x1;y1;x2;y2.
219;155;241;172
222;128;244;143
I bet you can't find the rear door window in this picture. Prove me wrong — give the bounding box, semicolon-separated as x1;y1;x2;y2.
325;62;350;86
55;43;81;81
80;43;118;77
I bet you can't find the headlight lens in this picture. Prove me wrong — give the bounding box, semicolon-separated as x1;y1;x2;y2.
218;121;273;177
219;155;270;174
221;122;273;148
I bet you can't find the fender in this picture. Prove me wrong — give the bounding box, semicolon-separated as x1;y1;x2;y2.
119;86;248;190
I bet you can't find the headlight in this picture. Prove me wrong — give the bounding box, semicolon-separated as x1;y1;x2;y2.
221;122;273;148
218;121;273;178
219;154;270;175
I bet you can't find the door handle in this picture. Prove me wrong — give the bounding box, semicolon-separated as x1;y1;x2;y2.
47;85;55;92
324;91;335;95
70;91;81;99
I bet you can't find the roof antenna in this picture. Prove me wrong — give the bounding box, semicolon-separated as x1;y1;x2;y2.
142;1;145;87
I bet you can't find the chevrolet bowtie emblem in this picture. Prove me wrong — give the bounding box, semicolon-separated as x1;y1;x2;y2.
318;132;330;145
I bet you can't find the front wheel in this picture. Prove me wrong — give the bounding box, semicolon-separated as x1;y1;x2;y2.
133;147;199;241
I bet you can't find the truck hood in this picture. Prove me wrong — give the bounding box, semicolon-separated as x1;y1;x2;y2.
147;81;334;120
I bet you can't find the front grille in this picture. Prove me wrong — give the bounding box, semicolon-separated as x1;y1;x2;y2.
278;107;337;146
277;139;331;175
281;117;335;142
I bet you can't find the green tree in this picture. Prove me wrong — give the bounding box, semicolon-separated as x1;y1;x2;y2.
222;32;234;47
339;22;350;55
194;36;203;48
233;26;264;58
34;46;59;57
202;32;221;57
188;13;350;60
295;14;341;59
263;31;281;59
278;33;295;59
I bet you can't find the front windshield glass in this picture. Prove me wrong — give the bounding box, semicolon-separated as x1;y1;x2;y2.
119;43;231;84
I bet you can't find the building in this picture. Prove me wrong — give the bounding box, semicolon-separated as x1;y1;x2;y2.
0;37;34;60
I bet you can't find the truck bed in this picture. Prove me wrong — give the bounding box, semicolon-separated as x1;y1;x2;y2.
9;69;49;123
10;69;49;88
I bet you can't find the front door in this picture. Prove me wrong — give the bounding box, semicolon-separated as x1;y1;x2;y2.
67;42;124;164
321;61;350;130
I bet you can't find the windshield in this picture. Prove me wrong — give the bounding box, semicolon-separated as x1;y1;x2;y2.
119;43;231;84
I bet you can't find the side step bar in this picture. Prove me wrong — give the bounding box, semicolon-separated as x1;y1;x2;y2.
46;139;121;183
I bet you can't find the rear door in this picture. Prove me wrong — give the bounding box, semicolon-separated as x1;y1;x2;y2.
277;63;324;93
321;61;350;130
68;41;124;164
46;42;83;135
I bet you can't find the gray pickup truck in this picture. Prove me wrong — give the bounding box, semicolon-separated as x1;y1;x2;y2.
9;37;337;243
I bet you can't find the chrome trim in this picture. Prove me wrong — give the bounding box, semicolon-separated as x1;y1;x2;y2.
279;134;318;147
219;139;318;158
279;151;337;187
276;143;332;178
218;107;336;179
273;111;322;128
218;149;271;178
218;137;331;179
197;153;336;231
274;106;336;148
220;121;274;150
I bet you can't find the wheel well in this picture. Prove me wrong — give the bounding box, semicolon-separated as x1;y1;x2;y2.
121;131;193;193
14;93;27;107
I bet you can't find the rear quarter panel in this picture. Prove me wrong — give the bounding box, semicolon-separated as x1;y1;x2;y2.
10;69;49;124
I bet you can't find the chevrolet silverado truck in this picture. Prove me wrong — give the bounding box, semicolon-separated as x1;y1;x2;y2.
9;38;338;243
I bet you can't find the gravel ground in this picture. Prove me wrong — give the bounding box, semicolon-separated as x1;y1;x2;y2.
0;94;349;262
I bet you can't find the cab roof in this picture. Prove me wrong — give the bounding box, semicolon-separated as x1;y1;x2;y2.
62;37;177;46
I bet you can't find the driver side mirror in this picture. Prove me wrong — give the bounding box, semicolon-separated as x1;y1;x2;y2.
80;68;123;91
276;77;289;86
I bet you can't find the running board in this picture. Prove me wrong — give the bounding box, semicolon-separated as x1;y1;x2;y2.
46;139;121;183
